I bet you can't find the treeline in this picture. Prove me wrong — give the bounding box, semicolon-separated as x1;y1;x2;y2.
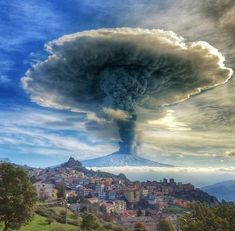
179;202;235;231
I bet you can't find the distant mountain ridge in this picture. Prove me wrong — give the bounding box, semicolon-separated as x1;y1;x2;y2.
202;180;235;202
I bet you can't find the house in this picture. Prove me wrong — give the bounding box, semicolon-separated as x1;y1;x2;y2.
33;181;58;201
107;190;116;200
86;197;99;204
100;200;126;214
113;200;126;212
147;194;157;205
76;185;92;197
174;199;191;208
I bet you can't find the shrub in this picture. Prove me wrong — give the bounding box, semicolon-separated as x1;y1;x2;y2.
60;210;67;216
81;213;100;230
46;217;54;224
134;222;147;231
157;220;174;231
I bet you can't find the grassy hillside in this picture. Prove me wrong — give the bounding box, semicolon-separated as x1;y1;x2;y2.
0;204;125;231
0;214;77;231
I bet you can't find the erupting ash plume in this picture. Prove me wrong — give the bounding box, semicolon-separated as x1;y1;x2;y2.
22;28;233;155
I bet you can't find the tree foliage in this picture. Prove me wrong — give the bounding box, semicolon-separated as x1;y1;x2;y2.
0;163;37;231
56;183;66;199
81;213;100;231
179;202;235;231
157;219;175;231
134;222;147;231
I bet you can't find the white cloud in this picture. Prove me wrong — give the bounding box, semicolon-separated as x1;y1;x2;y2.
147;110;191;131
0;107;117;160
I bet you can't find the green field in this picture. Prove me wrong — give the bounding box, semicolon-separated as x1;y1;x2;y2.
0;214;78;231
163;205;187;214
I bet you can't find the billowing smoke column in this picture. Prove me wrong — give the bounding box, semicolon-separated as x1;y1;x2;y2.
22;28;233;155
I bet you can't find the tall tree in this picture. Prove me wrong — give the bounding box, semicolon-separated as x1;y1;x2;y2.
0;163;37;231
157;220;174;231
57;183;66;199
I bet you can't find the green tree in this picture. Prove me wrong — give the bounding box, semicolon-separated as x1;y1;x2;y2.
67;195;77;203
57;183;66;199
179;202;235;231
157;220;174;231
81;213;100;231
135;222;147;231
213;202;235;230
0;163;37;231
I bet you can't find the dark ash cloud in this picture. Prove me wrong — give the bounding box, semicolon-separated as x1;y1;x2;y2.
22;28;232;154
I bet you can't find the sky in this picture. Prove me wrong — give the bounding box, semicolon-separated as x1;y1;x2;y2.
0;0;235;169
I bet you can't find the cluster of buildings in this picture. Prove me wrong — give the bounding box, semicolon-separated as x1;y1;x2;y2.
30;164;196;230
31;166;192;207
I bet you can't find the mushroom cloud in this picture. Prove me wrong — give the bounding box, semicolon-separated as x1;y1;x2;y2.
22;28;233;155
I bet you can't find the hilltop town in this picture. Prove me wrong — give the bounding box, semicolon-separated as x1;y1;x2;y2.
26;157;218;230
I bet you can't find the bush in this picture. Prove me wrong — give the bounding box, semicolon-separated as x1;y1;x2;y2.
69;219;80;226
56;215;66;224
157;220;174;231
103;223;113;229
46;217;54;224
81;213;100;230
69;213;78;220
60;210;67;216
80;206;88;213
103;222;125;231
134;222;147;231
36;206;55;218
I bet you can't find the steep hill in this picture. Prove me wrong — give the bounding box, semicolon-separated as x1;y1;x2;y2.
57;157;129;181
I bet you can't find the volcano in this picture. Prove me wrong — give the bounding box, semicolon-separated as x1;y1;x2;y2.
81;153;173;167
